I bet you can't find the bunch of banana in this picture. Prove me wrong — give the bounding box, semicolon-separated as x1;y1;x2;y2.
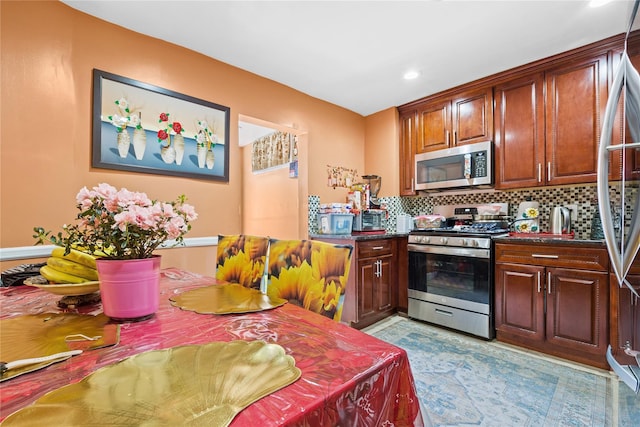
40;248;98;284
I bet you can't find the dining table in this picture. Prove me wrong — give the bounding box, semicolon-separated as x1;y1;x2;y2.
0;267;424;426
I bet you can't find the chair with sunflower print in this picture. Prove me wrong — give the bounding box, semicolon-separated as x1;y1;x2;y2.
266;238;353;322
216;234;270;289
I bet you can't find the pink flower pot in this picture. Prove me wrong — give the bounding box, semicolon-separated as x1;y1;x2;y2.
96;256;161;321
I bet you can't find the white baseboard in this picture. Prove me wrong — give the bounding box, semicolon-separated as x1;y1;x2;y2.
0;236;219;262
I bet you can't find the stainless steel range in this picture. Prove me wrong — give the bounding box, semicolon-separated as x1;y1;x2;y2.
407;204;509;339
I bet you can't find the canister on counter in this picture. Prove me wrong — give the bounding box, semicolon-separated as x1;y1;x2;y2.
515;197;539;233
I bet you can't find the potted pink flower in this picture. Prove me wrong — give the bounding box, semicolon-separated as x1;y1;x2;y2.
34;183;198;320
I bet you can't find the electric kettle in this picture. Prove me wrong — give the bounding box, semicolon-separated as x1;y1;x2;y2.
550;207;571;234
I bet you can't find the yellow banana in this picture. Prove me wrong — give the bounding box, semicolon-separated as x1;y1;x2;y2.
51;247;97;269
40;265;88;284
46;257;99;281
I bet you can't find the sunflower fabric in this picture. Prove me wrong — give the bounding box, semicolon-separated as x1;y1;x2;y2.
216;235;269;289
266;239;353;322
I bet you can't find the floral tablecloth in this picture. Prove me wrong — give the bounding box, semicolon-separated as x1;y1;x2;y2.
0;268;424;426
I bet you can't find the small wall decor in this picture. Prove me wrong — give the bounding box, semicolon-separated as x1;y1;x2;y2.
326;165;358;188
92;69;230;182
251;131;296;172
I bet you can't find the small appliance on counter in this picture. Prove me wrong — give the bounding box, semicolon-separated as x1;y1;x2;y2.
550;206;572;235
352;209;387;232
361;174;382;209
396;213;413;233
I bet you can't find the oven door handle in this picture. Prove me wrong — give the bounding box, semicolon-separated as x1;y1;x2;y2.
408;244;490;259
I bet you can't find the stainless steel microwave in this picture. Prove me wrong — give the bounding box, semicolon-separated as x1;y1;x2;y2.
414;141;493;191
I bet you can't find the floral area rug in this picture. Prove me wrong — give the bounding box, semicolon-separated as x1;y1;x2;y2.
365;316;640;427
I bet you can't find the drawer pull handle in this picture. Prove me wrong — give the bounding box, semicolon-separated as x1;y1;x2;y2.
372;246;384;250
532;254;559;259
435;308;453;317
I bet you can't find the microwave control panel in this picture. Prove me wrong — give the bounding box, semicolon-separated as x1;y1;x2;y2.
473;152;488;178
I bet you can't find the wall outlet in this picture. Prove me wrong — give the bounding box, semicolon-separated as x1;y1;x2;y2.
566;204;578;222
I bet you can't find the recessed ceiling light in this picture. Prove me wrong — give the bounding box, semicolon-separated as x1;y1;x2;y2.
403;70;420;80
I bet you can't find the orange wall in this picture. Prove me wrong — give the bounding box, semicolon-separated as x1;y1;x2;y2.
0;1;379;274
365;108;400;198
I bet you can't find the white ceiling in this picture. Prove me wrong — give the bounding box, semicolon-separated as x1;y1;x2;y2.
63;0;638;118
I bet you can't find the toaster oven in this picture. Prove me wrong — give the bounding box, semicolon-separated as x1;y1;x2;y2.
352;209;387;231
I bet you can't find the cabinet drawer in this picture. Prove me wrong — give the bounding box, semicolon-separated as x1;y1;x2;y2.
357;239;394;258
495;243;608;271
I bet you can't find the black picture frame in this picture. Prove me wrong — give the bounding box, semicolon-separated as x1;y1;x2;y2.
92;69;230;182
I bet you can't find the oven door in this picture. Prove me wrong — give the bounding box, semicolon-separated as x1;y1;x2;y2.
408;243;491;314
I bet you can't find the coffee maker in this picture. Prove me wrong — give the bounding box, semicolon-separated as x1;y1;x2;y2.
362;175;381;209
351;175;386;232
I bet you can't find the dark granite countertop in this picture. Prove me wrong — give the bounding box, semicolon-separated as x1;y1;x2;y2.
493;235;606;246
309;232;408;241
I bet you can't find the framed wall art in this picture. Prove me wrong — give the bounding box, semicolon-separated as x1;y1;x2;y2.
92;69;230;182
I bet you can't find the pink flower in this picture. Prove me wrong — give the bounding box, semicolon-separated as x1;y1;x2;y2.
177;203;198;221
165;216;187;239
35;183;197;260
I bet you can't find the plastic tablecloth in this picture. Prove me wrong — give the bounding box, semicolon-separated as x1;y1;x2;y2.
0;268;424;426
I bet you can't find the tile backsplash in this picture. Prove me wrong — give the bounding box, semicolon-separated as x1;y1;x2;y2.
309;183;637;240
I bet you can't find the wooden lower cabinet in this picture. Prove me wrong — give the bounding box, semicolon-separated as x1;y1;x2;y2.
495;242;609;369
312;236;404;329
610;263;640;366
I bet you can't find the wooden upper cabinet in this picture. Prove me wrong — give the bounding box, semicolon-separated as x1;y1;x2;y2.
416;87;493;153
452;88;493;146
494;73;545;189
544;54;608;186
496;54;611;189
417;99;450;152
399;109;417;195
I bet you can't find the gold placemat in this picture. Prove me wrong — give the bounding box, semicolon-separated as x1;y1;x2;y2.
169;283;287;314
0;313;120;382
1;341;301;426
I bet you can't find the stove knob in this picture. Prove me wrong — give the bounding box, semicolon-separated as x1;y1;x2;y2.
440;237;448;245
471;240;479;247
461;239;468;246
413;236;421;243
424;236;430;244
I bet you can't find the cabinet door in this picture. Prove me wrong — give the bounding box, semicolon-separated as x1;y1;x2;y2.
545;54;608;185
546;268;609;357
418;99;450;153
495;263;545;343
494;73;545;189
357;258;378;320
611;274;640;365
399;110;417;195
377;254;394;312
452;88;493;147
